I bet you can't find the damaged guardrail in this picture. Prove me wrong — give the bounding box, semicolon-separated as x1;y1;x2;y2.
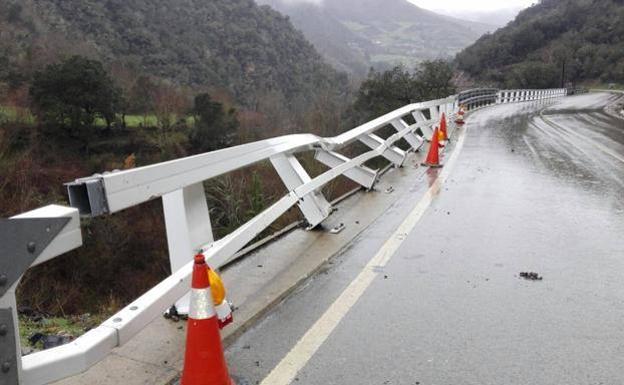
1;87;567;384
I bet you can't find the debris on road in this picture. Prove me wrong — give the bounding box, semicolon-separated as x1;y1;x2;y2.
28;333;73;350
164;305;188;322
385;186;395;194
330;223;346;234
519;272;543;281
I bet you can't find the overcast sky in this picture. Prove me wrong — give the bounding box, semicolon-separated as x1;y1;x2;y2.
409;0;536;11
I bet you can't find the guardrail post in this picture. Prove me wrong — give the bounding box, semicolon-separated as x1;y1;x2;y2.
270;154;332;228
429;105;440;123
0;206;81;384
162;183;214;314
0;284;20;385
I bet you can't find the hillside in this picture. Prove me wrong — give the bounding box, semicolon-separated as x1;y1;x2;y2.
0;0;348;109
433;7;524;27
257;0;493;75
455;0;624;88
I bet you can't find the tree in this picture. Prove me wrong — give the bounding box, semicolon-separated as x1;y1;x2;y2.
505;62;559;89
353;66;418;121
30;56;123;145
353;61;456;121
415;60;456;100
190;93;239;152
151;82;189;130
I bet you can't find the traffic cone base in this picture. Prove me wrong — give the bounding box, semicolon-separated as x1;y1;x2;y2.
421;162;443;168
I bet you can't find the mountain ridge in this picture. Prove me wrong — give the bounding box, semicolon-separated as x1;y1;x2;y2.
257;0;493;75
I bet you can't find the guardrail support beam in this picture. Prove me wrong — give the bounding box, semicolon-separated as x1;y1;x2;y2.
358;134;406;166
162;183;214;314
314;150;378;190
270;154;332;228
390;119;424;151
411;111;434;140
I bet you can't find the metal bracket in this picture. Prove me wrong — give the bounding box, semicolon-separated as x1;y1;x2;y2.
0;309;17;384
0;217;70;297
66;177;109;217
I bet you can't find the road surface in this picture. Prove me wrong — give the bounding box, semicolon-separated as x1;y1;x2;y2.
225;92;624;385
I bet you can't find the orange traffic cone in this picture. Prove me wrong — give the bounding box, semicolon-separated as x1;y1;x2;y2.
455;105;466;125
422;128;443;168
440;113;449;141
181;254;234;385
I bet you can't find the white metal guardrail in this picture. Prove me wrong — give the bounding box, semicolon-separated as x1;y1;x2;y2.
498;89;566;104
1;88;566;384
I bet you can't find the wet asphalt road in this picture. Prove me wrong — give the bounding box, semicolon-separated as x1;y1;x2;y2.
225;93;624;385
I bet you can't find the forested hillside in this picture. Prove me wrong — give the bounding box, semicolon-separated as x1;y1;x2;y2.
455;0;624;88
258;0;492;76
0;0;348;109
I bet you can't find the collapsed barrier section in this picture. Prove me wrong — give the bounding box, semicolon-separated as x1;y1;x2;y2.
0;88;566;384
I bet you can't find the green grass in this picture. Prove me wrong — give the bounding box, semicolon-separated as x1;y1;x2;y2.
19;315;104;350
123;114;158;127
0;107;195;128
121;114;194;127
0;105;36;125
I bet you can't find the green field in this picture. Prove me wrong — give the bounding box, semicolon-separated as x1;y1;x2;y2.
1;106;196;128
0;105;36;125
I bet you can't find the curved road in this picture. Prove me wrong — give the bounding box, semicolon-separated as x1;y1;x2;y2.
225;92;624;385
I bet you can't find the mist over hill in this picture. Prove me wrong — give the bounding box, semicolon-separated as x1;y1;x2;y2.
257;0;493;75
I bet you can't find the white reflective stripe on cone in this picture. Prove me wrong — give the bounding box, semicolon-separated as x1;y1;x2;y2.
189;288;216;319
